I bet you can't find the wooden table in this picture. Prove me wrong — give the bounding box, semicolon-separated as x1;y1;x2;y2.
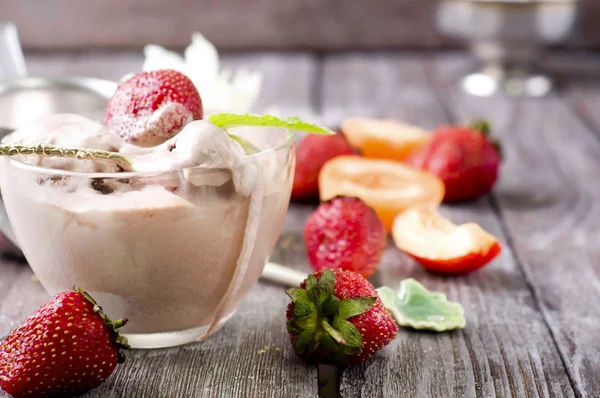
1;51;600;397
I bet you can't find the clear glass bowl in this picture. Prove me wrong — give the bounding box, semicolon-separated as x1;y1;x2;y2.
0;126;295;348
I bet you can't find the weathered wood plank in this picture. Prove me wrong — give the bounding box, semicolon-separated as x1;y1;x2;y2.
0;53;320;398
429;53;600;397
321;53;575;397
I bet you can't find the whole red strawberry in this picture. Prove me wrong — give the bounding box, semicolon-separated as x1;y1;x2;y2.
406;121;501;202
304;196;386;278
286;269;397;366
292;133;356;200
0;288;130;398
105;69;203;147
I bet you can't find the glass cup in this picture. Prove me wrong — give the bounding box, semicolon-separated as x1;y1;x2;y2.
0;126;295;348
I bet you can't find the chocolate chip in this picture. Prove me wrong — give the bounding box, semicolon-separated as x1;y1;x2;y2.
91;179;114;195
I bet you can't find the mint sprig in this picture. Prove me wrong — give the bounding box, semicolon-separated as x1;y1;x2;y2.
209;113;335;135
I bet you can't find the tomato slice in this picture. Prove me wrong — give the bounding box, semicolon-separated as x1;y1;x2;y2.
341;117;431;161
319;155;445;230
392;206;501;275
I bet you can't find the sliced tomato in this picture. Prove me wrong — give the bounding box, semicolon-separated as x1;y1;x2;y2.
392;206;501;275
319;155;445;230
341;117;431;161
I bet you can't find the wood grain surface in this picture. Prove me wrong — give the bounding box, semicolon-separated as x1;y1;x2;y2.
1;51;599;397
1;0;599;51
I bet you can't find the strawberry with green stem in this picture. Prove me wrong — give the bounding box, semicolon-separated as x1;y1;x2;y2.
0;288;130;398
286;269;398;366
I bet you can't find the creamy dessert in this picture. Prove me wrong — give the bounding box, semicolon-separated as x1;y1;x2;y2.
0;113;293;348
0;69;334;348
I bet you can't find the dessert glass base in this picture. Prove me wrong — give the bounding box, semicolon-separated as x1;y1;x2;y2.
124;311;236;349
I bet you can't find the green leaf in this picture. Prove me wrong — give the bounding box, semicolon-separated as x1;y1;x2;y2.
293;329;315;355
332;318;363;348
229;134;261;155
208;113;335;135
321;319;347;345
317;269;336;294
470;120;492;135
320;334;348;365
305;274;318;291
286;287;315;317
337;297;376;320
322;294;340;317
286;319;301;334
341;344;362;356
376;279;466;332
307;287;329;307
289;313;317;331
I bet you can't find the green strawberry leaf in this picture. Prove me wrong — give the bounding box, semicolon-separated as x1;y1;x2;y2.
376;279;466;332
305;274;318;291
322;294;340;317
293;329;315;355
332;318;363;348
317;269;336;294
209;113;335;135
337;297;376;320
308;287;330;307
286;287;315;317
320;334;348;364
321;319;347;345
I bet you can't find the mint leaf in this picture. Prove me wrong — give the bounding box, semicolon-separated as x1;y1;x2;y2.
376;279;466;332
209;113;335;135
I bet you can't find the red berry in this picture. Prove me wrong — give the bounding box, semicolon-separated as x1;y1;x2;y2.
105;69;203;147
304;197;386;278
406;121;501;202
286;269;397;366
292;133;356;200
0;289;130;398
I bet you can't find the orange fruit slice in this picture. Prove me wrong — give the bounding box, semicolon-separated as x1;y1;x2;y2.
392;206;501;275
319;156;445;230
341;117;431;161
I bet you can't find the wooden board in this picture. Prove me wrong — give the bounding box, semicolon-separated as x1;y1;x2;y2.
320;53;576;398
2;51;599;397
429;53;600;397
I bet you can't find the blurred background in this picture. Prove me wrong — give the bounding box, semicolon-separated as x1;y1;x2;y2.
0;0;596;51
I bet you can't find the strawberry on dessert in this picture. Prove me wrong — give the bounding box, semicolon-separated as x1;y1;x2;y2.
304;196;386;278
406;121;502;202
0;288;130;398
291;133;356;200
341;117;431;161
286;269;398;366
392;206;502;275
319;155;445;230
105;69;203;147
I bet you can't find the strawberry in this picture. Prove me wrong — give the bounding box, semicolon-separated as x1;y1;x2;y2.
286;269;397;366
105;69;203;147
0;288;130;398
292;133;356;200
406;121;502;202
304;197;386;278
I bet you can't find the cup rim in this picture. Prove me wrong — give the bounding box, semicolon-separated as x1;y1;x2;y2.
5;127;295;179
